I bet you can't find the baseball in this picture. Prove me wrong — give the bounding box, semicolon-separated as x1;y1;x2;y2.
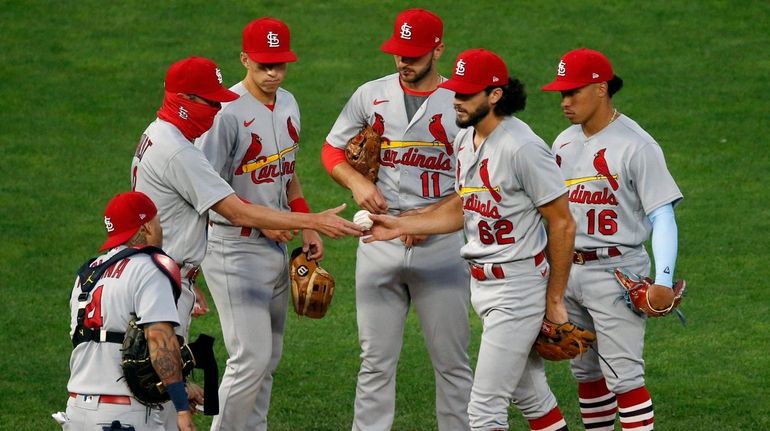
353;210;373;230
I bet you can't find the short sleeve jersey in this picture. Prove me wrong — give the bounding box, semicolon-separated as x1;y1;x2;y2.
552;114;683;250
196;83;300;224
66;246;180;395
326;73;459;212
131;119;234;265
456;116;567;263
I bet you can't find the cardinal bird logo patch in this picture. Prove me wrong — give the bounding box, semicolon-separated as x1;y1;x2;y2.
287;117;299;144
593;148;619;190
428;114;452;155
479;159;502;203
235;133;263;175
372;112;385;136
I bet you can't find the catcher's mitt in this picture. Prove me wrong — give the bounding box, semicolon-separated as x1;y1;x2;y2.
290;247;335;319
612;268;686;321
345;124;382;183
534;318;596;361
121;319;195;407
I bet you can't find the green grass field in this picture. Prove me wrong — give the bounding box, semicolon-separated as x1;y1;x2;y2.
1;0;768;429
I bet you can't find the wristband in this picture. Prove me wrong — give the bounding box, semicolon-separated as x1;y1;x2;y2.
166;381;189;412
289;197;311;213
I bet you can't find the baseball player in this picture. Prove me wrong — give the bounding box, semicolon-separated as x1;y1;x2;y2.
194;18;321;431
365;49;576;431
130;56;362;428
60;192;196;431
320;9;473;430
541;48;683;431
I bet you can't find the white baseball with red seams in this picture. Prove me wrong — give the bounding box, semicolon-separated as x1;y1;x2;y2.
353;210;373;230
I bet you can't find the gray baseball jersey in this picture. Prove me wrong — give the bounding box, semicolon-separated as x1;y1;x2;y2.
131;118;234;341
454;116;568;429
326;72;473;431
198;82;298;220
554;114;682;249
67;246;179;395
326;73;459;211
456;116;567;263
195;83;299;431
552;114;683;397
131;119;234;267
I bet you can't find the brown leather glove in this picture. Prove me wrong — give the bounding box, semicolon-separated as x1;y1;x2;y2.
534;318;596;361
345;125;382;183
290;247;335;319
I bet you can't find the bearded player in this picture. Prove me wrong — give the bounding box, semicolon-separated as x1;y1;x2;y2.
365;49;575;431
321;8;473;430
542;48;684;431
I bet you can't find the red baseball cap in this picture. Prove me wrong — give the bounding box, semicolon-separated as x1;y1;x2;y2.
243;17;298;63
381;8;443;57
165;56;239;102
100;192;158;251
439;49;509;95
541;48;614;91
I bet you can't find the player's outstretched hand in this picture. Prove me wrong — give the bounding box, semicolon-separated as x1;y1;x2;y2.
313;204;365;238
362;213;402;243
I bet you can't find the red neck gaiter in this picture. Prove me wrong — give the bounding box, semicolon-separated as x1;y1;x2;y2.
157;91;220;141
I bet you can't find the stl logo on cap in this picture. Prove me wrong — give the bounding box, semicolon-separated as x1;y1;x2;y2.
104;216;115;232
455;59;466;76
215;67;223;84
399;22;413;40
557;60;566;77
267;31;280;47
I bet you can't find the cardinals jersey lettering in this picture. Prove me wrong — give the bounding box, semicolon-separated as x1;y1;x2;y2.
131;119;234;266
197;83;300;224
456;116;567;262
552;114;682;250
326;73;459;212
67;247;179;396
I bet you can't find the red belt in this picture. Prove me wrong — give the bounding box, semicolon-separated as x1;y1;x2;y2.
573;247;622;265
470;251;546;281
69;392;132;405
469;263;505;281
178;264;200;281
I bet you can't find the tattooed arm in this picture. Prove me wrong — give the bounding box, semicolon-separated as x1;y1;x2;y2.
145;322;196;430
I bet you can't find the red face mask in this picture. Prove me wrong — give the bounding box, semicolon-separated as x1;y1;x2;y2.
157;91;221;141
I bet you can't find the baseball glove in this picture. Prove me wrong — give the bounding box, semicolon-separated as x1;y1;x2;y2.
121;319;195;407
290;247;335;319
534;318;596;361
345;124;382;183
613;268;686;321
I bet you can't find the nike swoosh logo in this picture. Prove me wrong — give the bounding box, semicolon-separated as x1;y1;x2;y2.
373;99;389;105
243;118;255;127
540;268;548;277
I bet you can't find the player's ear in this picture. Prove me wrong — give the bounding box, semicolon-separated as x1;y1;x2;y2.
488;87;503;104
240;52;250;69
597;82;609;98
432;43;445;62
